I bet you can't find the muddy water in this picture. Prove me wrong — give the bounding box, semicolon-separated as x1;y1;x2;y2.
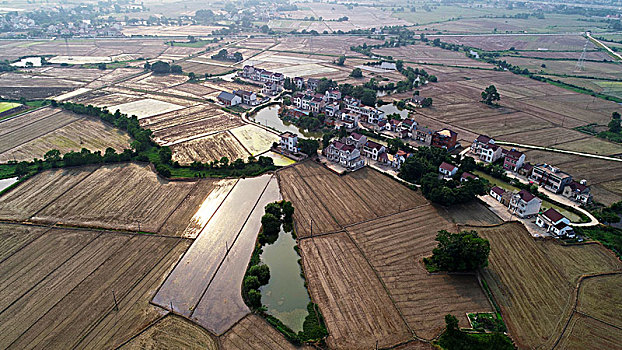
260;230;310;333
252;105;300;135
379;103;409;119
252;105;322;138
0;177;18;193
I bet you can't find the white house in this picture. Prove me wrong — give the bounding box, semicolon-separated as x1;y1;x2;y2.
346;132;367;149
439;162;458;177
471;135;503;163
508;189;542;218
280;132;298;153
536;208;574;237
503;148;525;172
490;186;505;202
325;140;365;170
362;140;386;160
217;91;241;106
234;90;258;106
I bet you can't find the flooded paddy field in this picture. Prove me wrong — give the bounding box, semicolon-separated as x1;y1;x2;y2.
0;177;18;193
229;124;280;156
153;174;281;335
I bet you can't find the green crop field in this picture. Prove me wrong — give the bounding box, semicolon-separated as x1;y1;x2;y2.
0;102;21;113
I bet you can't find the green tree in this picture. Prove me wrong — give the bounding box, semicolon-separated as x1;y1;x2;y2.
360;89;376;106
298;139;319;156
426;230;490;272
481;85;500;105
421;97;433;107
158;146;172;164
350;67;363;78
150;61;171;74
609;111;621;133
336;55;346;66
282;201;294;223
171;65;183;73
265;202;283;219
261;213;281;237
247;289;262;308
44;149;61;164
248;264;270;285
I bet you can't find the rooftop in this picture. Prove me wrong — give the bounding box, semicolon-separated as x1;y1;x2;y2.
542;208;565;223
439;162;457;172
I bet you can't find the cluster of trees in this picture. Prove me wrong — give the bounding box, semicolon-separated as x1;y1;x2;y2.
399;149;486;206
598;111;622;143
481;85;501;105
0;60;17;72
144;61;182;74
438;314;514;350
211;49;243;62
424;230;490;272
298;139;319;157
244;201;295;309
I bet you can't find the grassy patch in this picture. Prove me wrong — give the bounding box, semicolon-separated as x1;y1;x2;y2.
574;225;622;259
468;313;507;333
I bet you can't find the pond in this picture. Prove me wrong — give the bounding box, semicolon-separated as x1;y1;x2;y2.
473;170;582;223
378;103;410;119
260;229;310;333
11;56;42;67
0;177;18;193
251;105;322;138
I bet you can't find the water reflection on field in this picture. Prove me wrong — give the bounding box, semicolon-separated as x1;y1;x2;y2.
378;103;409;119
0;177;18;193
260;230;310;333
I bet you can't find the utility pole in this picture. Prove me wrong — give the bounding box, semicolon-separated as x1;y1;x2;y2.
310;218;313;237
112;290;118;312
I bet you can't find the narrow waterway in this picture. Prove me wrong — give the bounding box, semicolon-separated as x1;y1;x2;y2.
260;229;310;333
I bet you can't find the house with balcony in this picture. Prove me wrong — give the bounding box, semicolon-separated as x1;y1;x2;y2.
234;90;258;106
562;180;592;204
325;88;341;102
325;140;365;170
363;140;386;160
503;148;525;172
508;189;542;218
279;132;298;153
529;164;573;194
536;208;574;237
414;126;433;145
346;132;367;149
294;77;304;90
471;135;503;163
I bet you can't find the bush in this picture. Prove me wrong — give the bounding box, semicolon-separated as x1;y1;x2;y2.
249;264;270;285
247;289;262;308
424;230;490;272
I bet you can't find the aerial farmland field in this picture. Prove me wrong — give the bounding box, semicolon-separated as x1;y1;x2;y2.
0;225;190;350
472;222;622;349
0;107;131;163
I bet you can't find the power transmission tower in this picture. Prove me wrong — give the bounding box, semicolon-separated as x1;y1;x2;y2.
575;37;589;72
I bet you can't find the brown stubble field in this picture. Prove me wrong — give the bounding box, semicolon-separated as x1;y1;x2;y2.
170;131;251;165
0;108;131;163
282;161;493;347
0;224;190;350
346;205;492;339
120;314;218;350
299;232;412;349
278;162;427;237
221;314;313;350
0;163;220;236
471;222;621;349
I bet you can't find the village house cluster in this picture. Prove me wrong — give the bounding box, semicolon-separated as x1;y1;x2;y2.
471;134;591;204
238;65;285;96
217;89;260;107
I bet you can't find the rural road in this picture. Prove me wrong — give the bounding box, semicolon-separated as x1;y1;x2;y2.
504;172;599;227
495;141;622;163
586;32;622;61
